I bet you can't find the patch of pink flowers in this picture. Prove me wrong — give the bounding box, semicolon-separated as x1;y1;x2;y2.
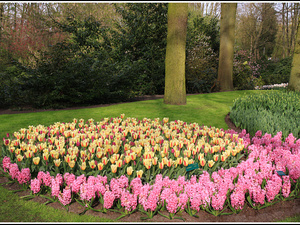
2;129;300;215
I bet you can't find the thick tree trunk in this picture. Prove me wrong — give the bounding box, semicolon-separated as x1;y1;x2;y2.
164;3;188;105
289;16;300;92
217;3;237;91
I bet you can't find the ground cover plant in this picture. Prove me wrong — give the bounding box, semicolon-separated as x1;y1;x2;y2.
0;90;300;222
230;89;300;139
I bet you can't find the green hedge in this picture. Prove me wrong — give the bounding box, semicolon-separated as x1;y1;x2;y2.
230;90;300;139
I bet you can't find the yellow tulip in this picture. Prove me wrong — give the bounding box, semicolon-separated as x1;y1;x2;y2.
24;150;33;158
98;162;104;171
183;157;189;167
208;160;215;168
43;152;49;161
152;157;158;165
136;170;143;178
111;164;118;173
102;157;108;165
78;161;85;170
221;153;227;162
167;158;173;167
159;161;164;169
96;151;103;159
125;155;131;164
127;166;133;176
200;158;206;167
213;154;219;162
31;156;40;165
69;160;75;168
89;160;96;169
175;157;182;165
54;159;61;167
116;159;123;168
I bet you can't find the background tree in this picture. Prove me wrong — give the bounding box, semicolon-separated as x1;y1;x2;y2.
288;16;300;92
164;3;188;105
217;3;237;91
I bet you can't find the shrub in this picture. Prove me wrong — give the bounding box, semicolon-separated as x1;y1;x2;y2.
259;57;292;85
230;90;300;139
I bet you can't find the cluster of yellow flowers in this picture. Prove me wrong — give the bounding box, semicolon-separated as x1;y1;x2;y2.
4;114;245;178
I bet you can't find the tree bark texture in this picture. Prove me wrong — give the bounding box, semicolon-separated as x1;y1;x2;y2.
217;3;237;91
289;16;300;92
164;3;188;105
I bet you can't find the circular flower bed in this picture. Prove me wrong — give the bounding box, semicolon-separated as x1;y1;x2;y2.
1;114;300;219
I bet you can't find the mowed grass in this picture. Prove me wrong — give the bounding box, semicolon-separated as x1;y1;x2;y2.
0;90;262;145
1;89;299;222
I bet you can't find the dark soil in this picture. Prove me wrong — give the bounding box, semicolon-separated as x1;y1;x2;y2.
0;94;300;222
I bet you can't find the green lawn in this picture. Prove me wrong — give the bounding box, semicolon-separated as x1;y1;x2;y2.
0;89;298;222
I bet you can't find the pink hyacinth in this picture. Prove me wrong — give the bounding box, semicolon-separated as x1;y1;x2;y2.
80;181;95;202
103;190;115;209
120;189;137;212
42;171;53;187
64;173;76;187
178;192;188;210
37;171;45;184
71;174;86;194
249;183;266;205
281;176;291;198
2;156;11;172
230;189;245;210
265;174;282;202
17;168;31;184
30;178;41;194
9;163;20;180
51;178;60;197
166;192;178;214
58;187;72;206
55;174;63;187
211;192;227;211
110;178;123;199
130;177;143;196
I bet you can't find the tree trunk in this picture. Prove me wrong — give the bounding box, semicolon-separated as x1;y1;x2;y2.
0;3;4;41
288;15;300;92
286;3;290;56
282;3;286;58
217;3;237;91
164;3;188;105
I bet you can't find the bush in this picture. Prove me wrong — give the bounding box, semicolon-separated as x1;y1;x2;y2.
232;50;262;90
259;57;292;85
185;15;220;93
230;89;300;139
